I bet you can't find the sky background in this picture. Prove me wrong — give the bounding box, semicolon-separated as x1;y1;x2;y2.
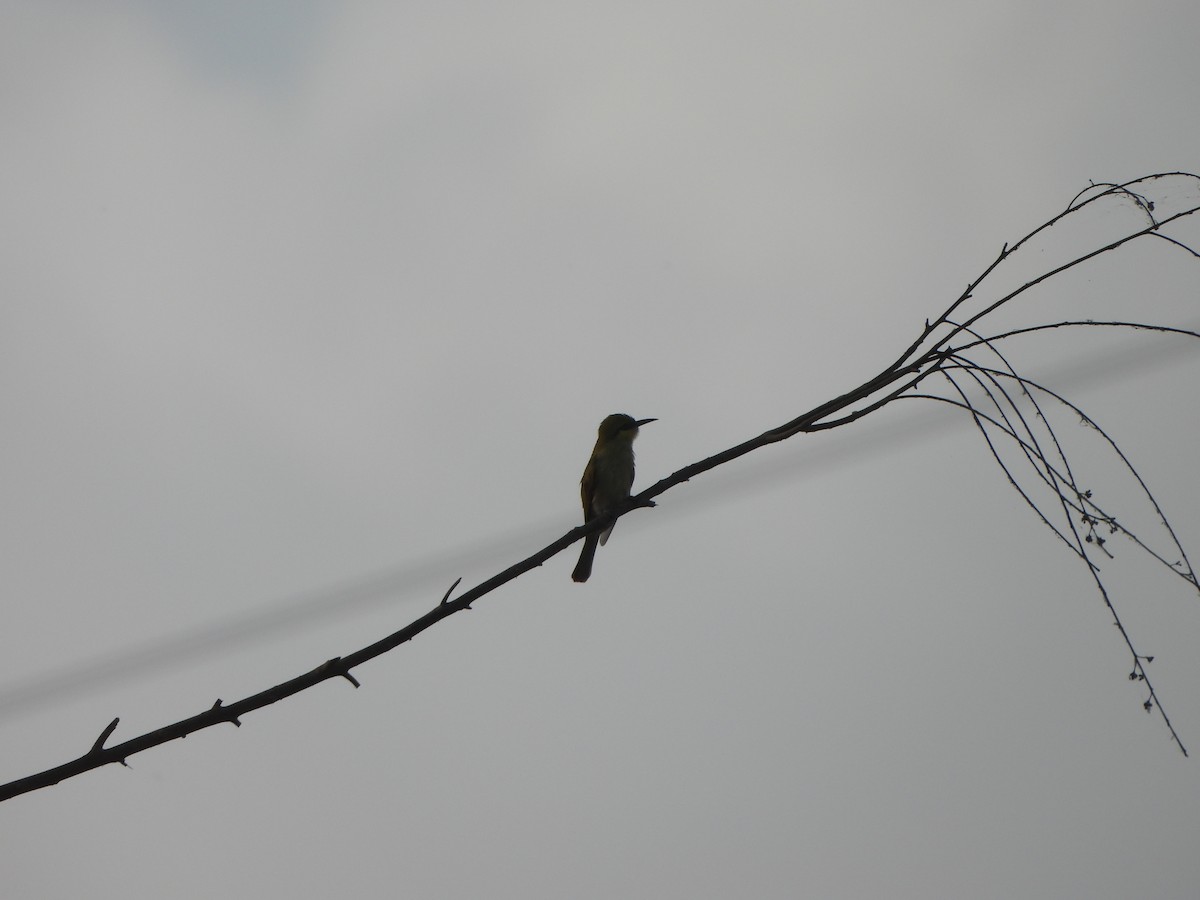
4;3;1200;898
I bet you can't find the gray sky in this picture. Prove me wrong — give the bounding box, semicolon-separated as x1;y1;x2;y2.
4;3;1200;898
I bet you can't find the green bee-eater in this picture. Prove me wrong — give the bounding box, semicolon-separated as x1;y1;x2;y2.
572;413;655;583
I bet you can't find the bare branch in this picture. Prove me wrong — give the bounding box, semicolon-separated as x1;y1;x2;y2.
3;172;1198;801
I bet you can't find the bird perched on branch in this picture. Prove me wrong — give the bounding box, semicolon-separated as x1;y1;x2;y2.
572;413;656;583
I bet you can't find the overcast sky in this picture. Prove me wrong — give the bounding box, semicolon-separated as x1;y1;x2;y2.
4;3;1200;898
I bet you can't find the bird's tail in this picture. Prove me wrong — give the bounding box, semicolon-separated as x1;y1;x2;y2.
572;533;600;583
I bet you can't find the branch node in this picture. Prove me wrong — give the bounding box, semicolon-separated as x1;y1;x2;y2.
440;576;464;606
341;671;361;689
313;657;342;676
212;699;241;727
90;717;120;755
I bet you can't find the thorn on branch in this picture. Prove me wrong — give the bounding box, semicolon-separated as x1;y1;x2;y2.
440;577;463;606
91;717;120;755
311;656;363;688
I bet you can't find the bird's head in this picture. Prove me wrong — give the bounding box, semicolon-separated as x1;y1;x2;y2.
597;413;656;442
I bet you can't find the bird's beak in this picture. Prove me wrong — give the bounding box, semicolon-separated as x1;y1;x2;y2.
635;418;657;427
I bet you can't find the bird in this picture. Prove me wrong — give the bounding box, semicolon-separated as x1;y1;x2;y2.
572;413;656;583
